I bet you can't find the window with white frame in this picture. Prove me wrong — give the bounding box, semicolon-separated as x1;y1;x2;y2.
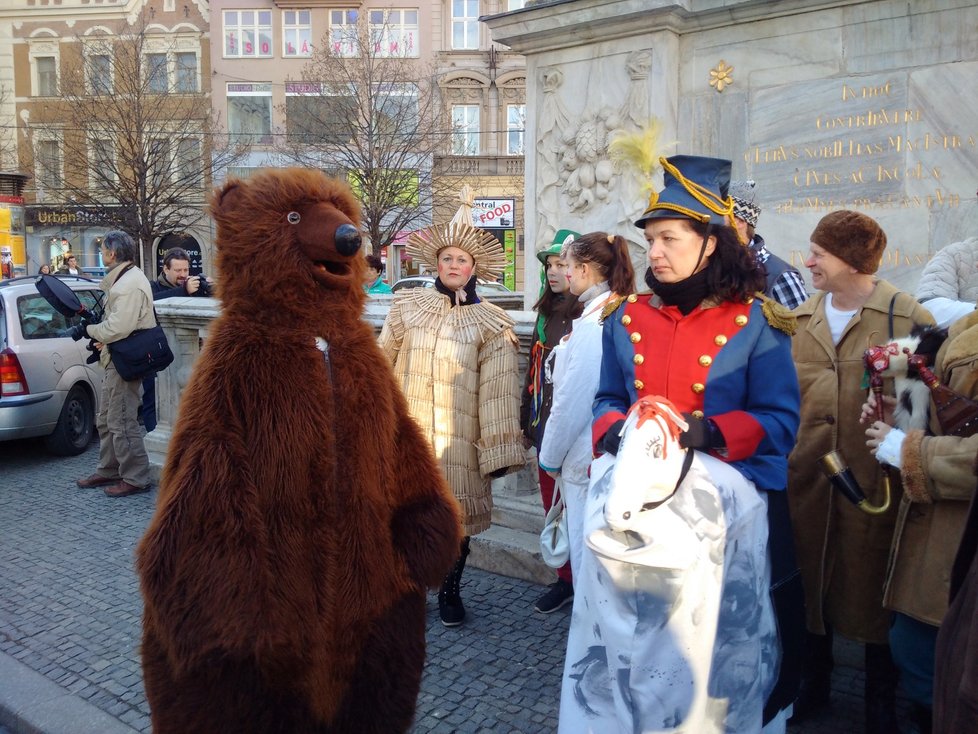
88;54;112;95
35;56;58;97
285;82;356;145
283;10;312;57
146;53;168;93
451;105;479;155
368;9;419;58
227;83;273;145
451;0;479;50
374;83;419;140
329;9;359;57
175;52;199;93
89;137;116;187
36;138;62;191
223;10;273;58
506;104;525;155
148;138;172;189
175;137;202;187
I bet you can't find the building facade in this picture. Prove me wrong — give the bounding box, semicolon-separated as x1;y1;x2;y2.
208;0;527;287
1;0;215;277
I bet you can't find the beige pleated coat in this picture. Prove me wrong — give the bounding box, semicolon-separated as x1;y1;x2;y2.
380;288;526;535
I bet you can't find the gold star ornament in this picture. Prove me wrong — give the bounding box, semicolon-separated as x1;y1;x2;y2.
709;60;734;92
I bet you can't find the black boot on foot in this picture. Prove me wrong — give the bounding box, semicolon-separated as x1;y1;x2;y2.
788;630;834;725
865;643;902;734
534;579;573;614
438;538;470;627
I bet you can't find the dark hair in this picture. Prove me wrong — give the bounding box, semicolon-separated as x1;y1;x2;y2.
532;254;583;319
564;232;635;295
364;254;383;272
688;220;766;301
163;247;190;268
102;230;136;262
66;254;77;263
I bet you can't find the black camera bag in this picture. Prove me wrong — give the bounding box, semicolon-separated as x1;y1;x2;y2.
110;322;174;381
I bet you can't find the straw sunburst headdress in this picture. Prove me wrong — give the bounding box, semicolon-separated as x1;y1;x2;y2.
406;185;507;281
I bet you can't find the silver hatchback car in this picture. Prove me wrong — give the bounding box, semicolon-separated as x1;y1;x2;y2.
0;275;104;454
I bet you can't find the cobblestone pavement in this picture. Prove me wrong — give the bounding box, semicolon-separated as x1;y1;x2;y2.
1;437;916;733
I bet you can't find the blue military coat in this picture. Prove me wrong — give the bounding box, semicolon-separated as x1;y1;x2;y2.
592;293;800;490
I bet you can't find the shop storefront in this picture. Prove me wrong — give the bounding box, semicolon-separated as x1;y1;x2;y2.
24;205;119;276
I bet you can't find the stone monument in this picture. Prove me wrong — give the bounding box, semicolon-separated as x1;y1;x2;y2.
486;0;978;300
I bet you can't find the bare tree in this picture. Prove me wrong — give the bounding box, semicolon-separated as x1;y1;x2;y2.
277;13;455;250
29;14;243;270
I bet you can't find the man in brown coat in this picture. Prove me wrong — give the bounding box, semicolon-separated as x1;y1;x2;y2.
788;211;934;733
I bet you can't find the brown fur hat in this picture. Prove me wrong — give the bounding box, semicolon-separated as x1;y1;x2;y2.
810;210;887;274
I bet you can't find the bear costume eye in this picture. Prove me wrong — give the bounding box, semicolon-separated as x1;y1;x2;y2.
287;211;301;224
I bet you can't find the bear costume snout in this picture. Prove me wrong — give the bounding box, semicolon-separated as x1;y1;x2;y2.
293;202;364;287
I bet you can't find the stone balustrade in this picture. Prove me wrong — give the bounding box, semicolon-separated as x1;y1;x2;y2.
146;296;540;490
145;295;554;582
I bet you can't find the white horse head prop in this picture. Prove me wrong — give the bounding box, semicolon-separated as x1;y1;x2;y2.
604;396;689;533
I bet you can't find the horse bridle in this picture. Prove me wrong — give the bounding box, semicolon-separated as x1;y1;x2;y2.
638;447;696;513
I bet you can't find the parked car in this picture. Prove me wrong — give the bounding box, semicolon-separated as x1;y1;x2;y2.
391;276;513;297
0;275;104;455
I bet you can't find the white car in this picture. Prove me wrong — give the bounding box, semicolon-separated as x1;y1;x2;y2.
0;275;104;454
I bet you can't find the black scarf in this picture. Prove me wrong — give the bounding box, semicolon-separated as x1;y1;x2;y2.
645;265;711;315
434;276;480;306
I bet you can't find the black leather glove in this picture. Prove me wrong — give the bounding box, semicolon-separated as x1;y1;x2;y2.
597;419;626;456
679;413;725;451
66;320;90;341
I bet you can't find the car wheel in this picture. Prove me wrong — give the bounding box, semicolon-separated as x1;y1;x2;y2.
44;385;95;456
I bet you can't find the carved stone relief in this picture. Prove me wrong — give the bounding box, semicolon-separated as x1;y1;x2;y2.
534;50;654;253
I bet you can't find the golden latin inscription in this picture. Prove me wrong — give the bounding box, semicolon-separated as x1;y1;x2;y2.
744;79;974;214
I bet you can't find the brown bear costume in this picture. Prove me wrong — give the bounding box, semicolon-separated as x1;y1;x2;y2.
136;169;462;733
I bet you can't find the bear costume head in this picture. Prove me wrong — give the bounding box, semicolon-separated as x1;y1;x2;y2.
211;168;368;327
138;168;462;734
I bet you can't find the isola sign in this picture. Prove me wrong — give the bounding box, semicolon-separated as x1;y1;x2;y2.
472;198;515;229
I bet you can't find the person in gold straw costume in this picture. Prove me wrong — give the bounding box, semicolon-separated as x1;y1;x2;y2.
380;186;526;627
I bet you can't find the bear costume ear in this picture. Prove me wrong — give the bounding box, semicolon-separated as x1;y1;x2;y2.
211;180;247;218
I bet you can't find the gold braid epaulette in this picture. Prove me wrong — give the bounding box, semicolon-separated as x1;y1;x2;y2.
600;295;628;322
760;294;797;336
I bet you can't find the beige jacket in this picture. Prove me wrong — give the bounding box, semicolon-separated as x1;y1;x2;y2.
379;288;525;536
788;280;934;642
87;261;156;370
884;310;978;625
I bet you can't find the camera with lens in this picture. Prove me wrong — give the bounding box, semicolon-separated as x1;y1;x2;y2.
195;273;213;297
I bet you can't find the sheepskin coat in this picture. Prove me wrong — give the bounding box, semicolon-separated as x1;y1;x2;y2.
884;309;978;626
136;169;462;734
917;237;978;304
380;287;526;536
788;281;934;643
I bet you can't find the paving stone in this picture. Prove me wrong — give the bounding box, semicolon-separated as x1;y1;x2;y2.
0;437;920;734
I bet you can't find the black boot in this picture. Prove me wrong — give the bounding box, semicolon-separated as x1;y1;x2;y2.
789;630;834;724
438;537;470;627
865;643;902;734
910;703;932;734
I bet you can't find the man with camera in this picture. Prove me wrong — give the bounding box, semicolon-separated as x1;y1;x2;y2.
140;247;213;432
152;247;213;299
73;230;155;497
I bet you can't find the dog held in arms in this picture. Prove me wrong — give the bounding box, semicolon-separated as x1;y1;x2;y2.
872;324;949;431
136;169;462;733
